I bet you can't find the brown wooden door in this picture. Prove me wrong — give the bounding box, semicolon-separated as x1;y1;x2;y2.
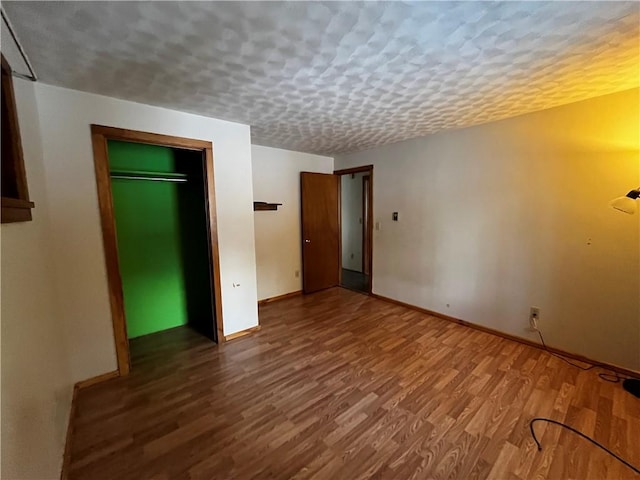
301;172;340;293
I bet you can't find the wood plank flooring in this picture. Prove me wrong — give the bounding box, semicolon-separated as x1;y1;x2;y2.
67;288;640;479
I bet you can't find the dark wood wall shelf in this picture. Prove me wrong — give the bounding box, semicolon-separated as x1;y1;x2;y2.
253;202;282;211
1;55;34;224
1;196;35;223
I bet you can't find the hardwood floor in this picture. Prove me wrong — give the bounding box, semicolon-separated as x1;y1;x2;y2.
67;288;640;479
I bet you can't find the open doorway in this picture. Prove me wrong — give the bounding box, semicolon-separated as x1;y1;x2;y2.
91;126;224;376
336;166;373;294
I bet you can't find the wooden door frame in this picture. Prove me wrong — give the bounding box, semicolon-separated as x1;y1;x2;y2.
90;125;224;376
362;174;371;276
334;165;373;294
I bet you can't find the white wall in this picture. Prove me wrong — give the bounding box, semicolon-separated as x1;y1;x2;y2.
341;173;365;271
336;88;640;371
251;145;333;300
33;84;259;383
1;80;73;479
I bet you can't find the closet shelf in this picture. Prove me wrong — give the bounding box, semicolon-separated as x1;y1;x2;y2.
253;202;282;211
110;170;188;183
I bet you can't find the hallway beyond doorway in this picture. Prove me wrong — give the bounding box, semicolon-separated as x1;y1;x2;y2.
341;268;369;293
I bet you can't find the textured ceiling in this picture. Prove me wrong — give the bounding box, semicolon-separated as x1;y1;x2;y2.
3;1;639;155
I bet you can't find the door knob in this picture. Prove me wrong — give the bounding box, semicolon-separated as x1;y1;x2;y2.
305;239;311;243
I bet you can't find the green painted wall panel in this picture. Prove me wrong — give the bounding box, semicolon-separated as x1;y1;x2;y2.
108;141;189;339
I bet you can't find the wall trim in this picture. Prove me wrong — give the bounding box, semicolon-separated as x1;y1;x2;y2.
333;165;374;176
257;290;303;306
60;370;120;479
224;325;261;341
75;370;120;390
370;293;640;378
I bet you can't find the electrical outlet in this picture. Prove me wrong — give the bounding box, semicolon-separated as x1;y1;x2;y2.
294;270;299;278
529;307;540;330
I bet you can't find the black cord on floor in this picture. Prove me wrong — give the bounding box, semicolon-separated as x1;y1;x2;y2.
535;330;638;383
530;332;640;474
529;418;640;475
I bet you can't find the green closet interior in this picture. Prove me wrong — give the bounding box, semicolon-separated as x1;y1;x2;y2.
108;140;216;341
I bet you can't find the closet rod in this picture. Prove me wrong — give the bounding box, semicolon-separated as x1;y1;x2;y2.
111;175;187;183
110;170;188;183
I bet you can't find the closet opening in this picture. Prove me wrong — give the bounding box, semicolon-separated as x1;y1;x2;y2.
91;126;223;376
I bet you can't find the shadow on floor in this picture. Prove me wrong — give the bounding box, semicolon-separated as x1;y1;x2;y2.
341;268;369;293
